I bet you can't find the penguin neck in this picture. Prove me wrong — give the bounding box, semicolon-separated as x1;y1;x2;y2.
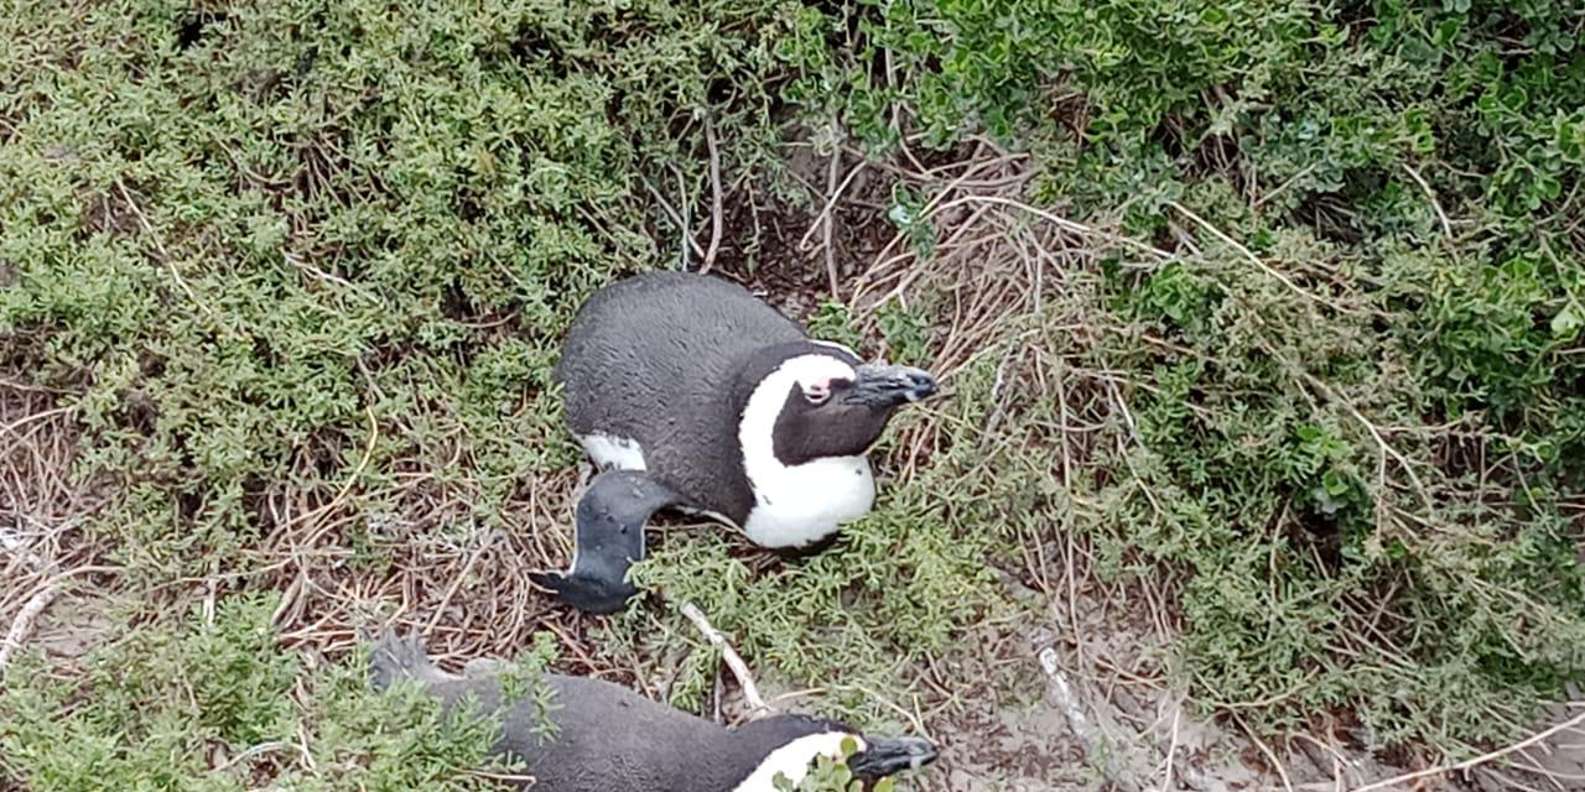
719;720;862;791
729;344;879;548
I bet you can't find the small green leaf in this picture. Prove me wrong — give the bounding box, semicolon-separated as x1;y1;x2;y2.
1322;469;1350;497
839;735;859;757
1551;302;1583;339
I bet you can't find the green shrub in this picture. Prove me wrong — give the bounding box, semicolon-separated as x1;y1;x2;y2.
792;0;1585;756
0;0;822;575
0;594;513;790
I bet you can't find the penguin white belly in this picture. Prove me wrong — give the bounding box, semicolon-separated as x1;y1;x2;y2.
743;455;876;548
579;434;647;471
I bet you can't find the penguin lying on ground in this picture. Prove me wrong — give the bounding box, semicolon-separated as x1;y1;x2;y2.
530;271;939;614
369;630;938;791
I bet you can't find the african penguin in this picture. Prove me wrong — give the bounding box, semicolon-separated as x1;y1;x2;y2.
369;630;939;791
530;271;939;614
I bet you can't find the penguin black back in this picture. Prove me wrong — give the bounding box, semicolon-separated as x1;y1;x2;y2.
553;271;813;521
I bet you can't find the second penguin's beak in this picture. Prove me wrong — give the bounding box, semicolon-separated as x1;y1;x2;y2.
845;363;938;408
846;735;939;779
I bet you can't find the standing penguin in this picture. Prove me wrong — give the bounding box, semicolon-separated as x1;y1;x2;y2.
369;630;939;791
530;271;938;614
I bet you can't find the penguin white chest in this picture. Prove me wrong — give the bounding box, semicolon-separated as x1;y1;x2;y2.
742;455;876;548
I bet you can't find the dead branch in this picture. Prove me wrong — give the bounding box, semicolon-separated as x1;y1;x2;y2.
0;583;58;677
1168;199;1350;315
1400;164;1453;241
680;601;769;718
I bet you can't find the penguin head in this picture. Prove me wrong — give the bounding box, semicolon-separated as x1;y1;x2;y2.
731;713;939;787
739;342;938;466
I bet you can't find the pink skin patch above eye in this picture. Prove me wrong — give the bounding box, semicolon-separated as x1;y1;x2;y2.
805;378;832;401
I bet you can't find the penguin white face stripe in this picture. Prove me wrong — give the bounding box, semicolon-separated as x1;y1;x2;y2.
731;731;863;792
738;354;877;548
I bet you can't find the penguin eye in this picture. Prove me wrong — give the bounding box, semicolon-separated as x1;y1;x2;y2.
804;382;831;405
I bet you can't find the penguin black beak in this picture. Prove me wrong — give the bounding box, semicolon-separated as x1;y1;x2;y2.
846;735;939;779
846;363;938;408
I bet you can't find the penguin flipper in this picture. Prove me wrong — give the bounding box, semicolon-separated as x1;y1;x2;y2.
531;469;680;615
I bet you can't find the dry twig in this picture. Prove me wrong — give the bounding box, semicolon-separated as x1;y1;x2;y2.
0;405;73;442
799;160;869;253
1300;372;1437;517
1353;709;1585;792
1159;704;1182;792
1400;163;1453;241
0;565;118;676
680;601;770;718
115;180;214;317
821;129;843;297
0;584;58;677
641;177;707;263
1235;714;1295;792
1168;200;1349;314
701;118;724;274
